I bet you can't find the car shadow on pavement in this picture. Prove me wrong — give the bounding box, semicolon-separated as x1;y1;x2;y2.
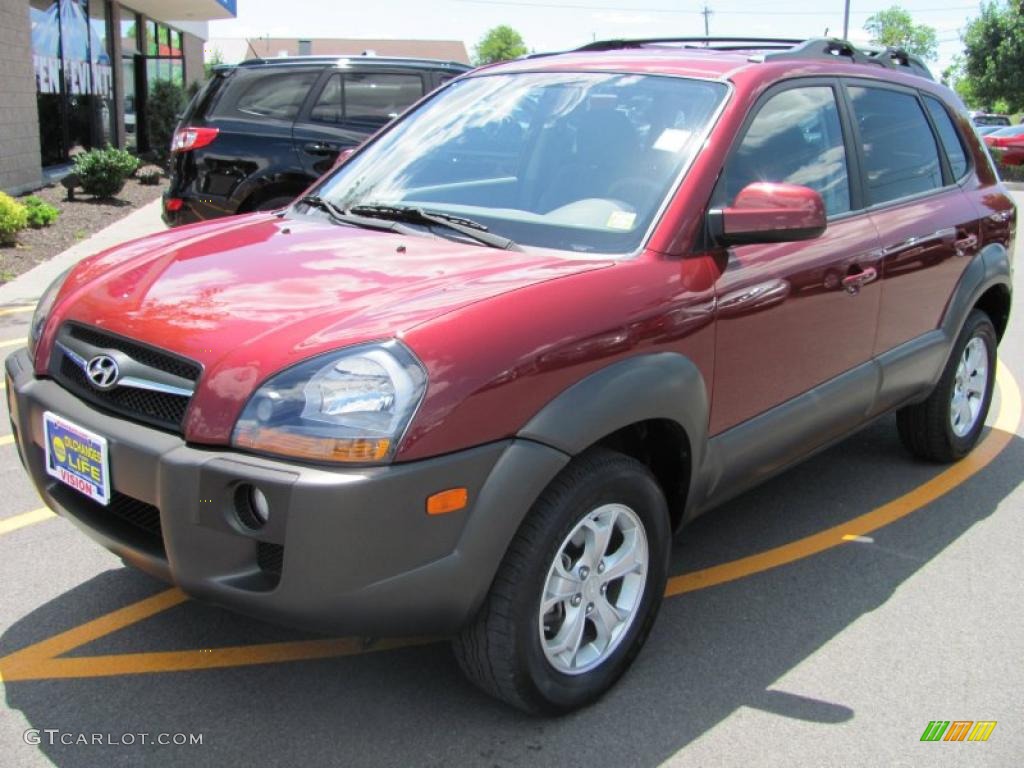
3;415;1022;767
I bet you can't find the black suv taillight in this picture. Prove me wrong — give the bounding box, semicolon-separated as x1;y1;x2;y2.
170;126;219;153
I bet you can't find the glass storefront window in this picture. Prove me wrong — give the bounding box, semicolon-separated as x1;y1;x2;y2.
31;0;115;164
89;0;114;147
30;0;65;165
120;15;138;56
145;20;157;56
32;1;189;163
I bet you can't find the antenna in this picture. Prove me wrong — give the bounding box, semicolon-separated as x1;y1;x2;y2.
702;4;713;37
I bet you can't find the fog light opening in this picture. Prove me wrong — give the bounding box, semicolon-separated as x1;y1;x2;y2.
235;483;271;530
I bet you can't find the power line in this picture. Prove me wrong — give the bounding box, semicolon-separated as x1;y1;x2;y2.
453;0;977;14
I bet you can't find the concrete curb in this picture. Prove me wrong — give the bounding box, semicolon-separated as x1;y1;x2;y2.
0;199;166;305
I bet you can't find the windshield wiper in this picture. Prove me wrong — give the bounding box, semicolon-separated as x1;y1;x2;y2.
347;204;521;250
295;196;416;235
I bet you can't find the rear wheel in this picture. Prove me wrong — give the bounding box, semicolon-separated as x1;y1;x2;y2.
897;309;997;462
453;448;670;714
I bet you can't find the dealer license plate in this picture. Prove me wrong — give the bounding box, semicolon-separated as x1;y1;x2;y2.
43;411;111;505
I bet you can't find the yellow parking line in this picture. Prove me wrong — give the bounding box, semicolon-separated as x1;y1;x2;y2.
0;508;55;537
0;337;24;348
666;361;1021;596
0;364;1019;682
0;305;34;317
0;435;14;447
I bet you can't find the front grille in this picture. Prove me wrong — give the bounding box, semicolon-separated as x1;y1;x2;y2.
58;355;189;430
66;324;201;381
50;323;200;433
257;542;284;576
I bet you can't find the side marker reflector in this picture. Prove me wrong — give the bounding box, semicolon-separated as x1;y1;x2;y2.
427;488;468;516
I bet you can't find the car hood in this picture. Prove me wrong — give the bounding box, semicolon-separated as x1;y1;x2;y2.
43;213;611;442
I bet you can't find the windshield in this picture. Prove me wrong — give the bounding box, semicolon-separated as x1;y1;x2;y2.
991;125;1024;138
313;72;727;254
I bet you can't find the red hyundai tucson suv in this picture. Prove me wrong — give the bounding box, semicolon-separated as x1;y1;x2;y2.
6;38;1014;714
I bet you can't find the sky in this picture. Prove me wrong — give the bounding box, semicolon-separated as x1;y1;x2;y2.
208;0;981;77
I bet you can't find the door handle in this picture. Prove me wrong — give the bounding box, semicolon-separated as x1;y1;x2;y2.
718;278;791;318
842;266;878;295
303;142;338;156
954;233;978;256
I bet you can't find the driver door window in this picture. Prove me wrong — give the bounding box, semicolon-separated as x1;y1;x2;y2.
721;86;851;217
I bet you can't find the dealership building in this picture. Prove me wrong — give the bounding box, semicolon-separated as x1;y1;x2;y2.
1;0;236;194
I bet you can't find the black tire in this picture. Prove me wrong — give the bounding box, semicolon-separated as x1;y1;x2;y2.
253;195;297;212
897;309;997;462
453;448;671;715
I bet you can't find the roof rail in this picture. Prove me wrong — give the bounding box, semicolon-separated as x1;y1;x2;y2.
566;36;934;81
575;37;804;53
236;55;471;70
862;46;934;80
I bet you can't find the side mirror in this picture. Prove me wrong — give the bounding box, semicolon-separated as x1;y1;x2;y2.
710;182;827;246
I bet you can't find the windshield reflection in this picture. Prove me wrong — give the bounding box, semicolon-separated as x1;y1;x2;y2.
314;72;727;254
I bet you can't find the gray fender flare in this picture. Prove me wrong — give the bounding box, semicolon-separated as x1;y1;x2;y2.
518;351;709;503
941;242;1012;343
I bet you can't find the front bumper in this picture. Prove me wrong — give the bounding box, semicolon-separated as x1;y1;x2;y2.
6;348;568;635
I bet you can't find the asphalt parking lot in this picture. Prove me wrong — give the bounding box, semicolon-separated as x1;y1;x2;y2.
1;198;1022;767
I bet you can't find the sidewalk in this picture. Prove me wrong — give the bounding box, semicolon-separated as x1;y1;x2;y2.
0;199;165;305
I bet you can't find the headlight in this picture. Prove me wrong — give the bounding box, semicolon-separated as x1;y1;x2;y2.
28;268;71;360
232;341;427;464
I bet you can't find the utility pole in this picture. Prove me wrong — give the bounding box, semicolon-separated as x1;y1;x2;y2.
702;4;712;37
842;0;851;40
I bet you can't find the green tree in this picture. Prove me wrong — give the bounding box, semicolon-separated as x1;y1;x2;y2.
473;25;528;66
864;5;938;61
963;1;1024;112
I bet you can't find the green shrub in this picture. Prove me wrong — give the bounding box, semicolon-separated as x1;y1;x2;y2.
0;192;28;245
73;146;140;198
137;165;164;186
23;195;60;228
147;80;188;161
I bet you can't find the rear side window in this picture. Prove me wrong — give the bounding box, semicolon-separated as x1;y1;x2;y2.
848;86;942;205
722;86;851;217
309;72;425;128
924;97;968;180
344;73;424;125
212;69;320;121
310;74;343;123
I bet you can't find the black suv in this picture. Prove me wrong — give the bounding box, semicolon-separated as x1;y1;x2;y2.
163;55;470;226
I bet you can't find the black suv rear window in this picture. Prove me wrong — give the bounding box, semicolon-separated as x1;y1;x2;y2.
211;69;320;121
848;86;943;205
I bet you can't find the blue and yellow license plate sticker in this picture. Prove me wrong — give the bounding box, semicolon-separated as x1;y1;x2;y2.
43;411;110;506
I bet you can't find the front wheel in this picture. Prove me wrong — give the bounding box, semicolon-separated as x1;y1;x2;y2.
453;448;670;714
897;309;997;462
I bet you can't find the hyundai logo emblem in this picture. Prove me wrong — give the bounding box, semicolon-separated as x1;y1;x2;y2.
86;354;120;390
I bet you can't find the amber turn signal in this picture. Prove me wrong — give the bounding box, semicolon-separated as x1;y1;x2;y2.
234;426;390;463
426;487;469;515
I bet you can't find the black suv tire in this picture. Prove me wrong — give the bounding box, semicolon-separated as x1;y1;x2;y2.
453;448;670;714
897;309;998;462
